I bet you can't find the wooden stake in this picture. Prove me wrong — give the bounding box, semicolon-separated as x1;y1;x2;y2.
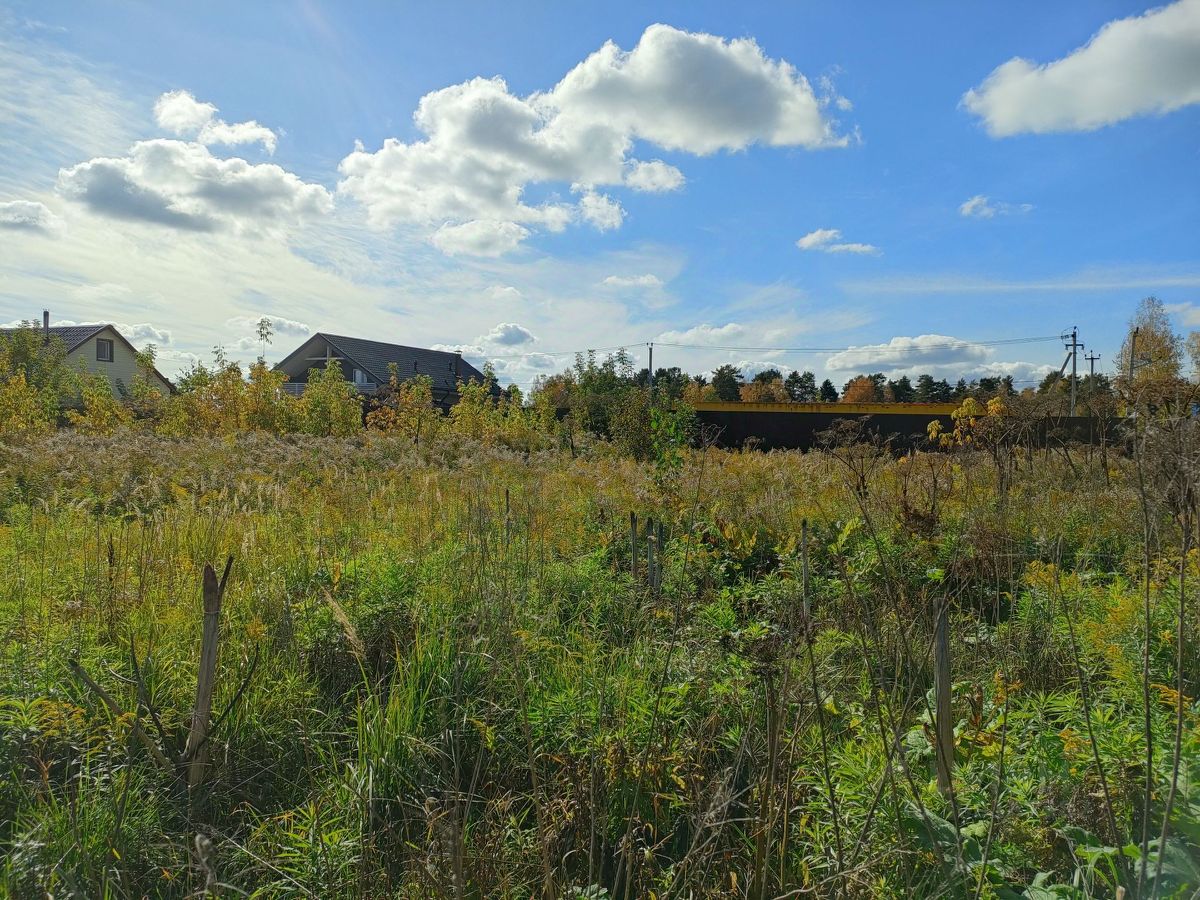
184;557;231;791
630;511;638;581
934;600;954;797
801;519;811;621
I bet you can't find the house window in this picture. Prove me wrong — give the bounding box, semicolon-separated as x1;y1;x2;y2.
352;368;367;385
96;339;114;362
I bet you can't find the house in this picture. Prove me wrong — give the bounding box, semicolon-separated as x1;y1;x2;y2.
0;312;173;396
274;332;498;409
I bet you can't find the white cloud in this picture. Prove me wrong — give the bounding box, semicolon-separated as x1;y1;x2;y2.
337;24;848;254
226;314;311;337
488;285;523;301
960;195;995;218
1165;302;1200;326
624;159;685;192
657;322;747;345
0;34;141;194
959;194;1033;218
480;321;536;346
116;322;172;345
973;360;1057;385
35;316;171;345
825;334;992;372
430;219;530;256
796;227;879;255
604;273;664;288
577;190;624;231
0;199;60;232
155;347;202;371
963;0;1200;137
154;90;278;153
57;139;333;233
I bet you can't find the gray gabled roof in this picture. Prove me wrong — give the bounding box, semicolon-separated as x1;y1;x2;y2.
280;333;496;396
0;323;108;352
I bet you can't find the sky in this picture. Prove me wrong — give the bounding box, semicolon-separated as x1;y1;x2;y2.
1;0;1198;390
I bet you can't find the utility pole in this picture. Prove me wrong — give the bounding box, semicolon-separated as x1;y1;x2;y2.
647;342;654;402
1085;352;1100;378
1128;327;1138;389
1063;327;1083;416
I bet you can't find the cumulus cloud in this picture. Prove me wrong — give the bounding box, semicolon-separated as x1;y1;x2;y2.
796;228;879;255
226;314;311;337
337;23;848;254
577;190;624;230
624;159;686;192
117;322;172;344
825;334;992;372
154;90;278;153
960;194;1034;218
155;347;202;371
604;273;664;288
1165;302;1200;326
57;139;332;233
0;199;60;232
38;317;172;345
481;322;537;346
430;219;530;256
657;322;746;345
963;0;1200;136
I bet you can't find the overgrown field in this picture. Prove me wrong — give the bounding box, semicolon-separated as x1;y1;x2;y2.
0;430;1197;898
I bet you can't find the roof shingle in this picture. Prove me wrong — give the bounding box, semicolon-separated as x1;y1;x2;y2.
0;323;107;352
315;333;492;395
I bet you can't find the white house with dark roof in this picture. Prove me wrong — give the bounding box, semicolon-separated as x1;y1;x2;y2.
0;312;173;396
274;333;498;409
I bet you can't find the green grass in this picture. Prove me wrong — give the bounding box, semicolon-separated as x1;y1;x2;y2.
0;430;1196;898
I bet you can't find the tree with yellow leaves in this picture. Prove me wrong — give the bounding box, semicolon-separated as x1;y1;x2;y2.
366;365;441;444
67;370;132;435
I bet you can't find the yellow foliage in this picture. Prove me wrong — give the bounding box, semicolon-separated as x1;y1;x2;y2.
67;371;132;435
0;371;56;437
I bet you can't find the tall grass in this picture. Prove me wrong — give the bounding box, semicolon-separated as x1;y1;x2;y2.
0;428;1196;897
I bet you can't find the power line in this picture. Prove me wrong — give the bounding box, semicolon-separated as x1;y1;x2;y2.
476;333;1064;362
653;335;1062;354
472;343;635;360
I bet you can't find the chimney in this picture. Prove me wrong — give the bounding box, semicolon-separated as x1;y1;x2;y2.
454;350;462;380
42;310;50;343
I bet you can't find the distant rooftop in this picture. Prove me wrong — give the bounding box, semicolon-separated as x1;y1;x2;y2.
0;323;109;352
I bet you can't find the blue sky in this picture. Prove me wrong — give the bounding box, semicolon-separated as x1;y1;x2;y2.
1;0;1198;388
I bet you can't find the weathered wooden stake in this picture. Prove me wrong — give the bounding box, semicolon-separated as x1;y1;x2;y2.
654;520;665;596
934;599;954;797
801;519;811;621
630;511;638;581
184;556;231;791
645;517;655;592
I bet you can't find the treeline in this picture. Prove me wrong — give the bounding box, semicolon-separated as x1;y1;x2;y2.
537;356;1113;410
3;297;1197;446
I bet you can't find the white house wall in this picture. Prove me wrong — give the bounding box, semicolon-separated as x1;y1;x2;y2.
68;328;171;396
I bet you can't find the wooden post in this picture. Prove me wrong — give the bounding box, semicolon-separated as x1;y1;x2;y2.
654;520;665;596
184;557;231;791
630;511;638;581
801;519;811;621
934;599;954;797
645;517;655;592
